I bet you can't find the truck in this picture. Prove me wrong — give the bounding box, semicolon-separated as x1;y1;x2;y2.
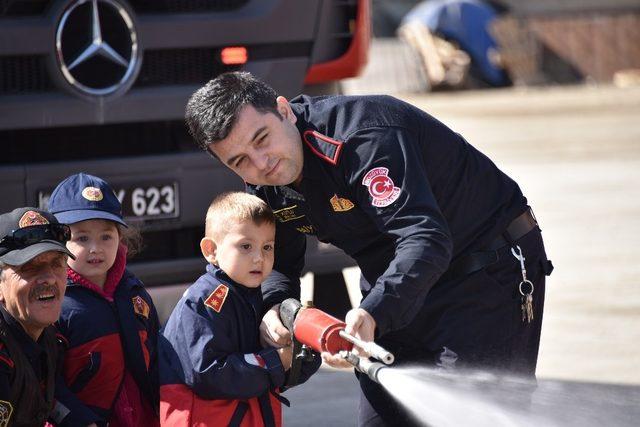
0;0;370;318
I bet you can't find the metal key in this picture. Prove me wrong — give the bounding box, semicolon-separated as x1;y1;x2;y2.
522;292;534;323
512;245;535;324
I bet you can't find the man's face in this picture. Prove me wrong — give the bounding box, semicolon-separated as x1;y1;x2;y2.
209;97;304;186
0;251;67;340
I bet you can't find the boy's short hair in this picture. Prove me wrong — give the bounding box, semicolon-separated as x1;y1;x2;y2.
205;192;275;238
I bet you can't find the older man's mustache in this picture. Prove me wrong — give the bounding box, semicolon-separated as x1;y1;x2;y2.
29;283;60;302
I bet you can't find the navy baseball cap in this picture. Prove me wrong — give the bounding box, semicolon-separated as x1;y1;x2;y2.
48;173;127;227
0;207;75;266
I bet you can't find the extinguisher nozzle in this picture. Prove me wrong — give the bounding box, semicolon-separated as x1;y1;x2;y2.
339;351;388;384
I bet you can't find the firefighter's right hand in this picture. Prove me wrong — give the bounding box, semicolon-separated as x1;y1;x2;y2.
260;304;292;348
277;345;293;371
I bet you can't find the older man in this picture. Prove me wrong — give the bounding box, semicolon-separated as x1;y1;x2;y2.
0;207;75;426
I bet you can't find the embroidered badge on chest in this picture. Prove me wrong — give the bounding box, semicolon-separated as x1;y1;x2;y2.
0;400;13;427
132;296;150;319
329;194;355;212
273;205;305;223
296;225;315;234
362;167;401;207
205;284;229;313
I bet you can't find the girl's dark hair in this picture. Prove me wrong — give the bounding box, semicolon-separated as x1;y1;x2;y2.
118;224;143;259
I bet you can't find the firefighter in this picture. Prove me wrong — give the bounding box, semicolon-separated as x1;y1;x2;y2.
185;71;553;426
0;207;76;426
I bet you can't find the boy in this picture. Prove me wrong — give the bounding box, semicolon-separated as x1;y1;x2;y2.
160;192;319;426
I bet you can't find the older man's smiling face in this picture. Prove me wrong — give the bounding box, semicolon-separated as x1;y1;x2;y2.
0;251;67;340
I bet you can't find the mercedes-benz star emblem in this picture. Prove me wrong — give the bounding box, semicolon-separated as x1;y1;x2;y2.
55;0;141;97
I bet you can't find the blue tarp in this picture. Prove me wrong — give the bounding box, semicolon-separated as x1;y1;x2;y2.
402;0;508;86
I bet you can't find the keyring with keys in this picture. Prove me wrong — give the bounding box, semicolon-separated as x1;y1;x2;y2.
512;245;534;323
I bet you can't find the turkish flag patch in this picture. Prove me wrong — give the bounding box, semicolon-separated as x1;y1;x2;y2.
205;284;229;313
362;167;401;207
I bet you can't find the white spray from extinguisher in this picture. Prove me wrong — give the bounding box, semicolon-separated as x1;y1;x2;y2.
353;363;639;427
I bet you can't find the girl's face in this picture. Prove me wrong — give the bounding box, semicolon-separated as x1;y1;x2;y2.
66;219;120;287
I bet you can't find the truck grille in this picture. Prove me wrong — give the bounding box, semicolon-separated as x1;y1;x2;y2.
0;49;239;95
0;0;250;16
131;0;250;13
136;48;240;87
0;41;310;95
0;55;54;94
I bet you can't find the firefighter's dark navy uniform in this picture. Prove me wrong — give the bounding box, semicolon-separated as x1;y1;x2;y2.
0;306;59;426
55;246;160;426
161;264;319;427
248;94;553;425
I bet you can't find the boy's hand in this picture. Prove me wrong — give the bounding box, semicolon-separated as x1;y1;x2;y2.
277;346;293;371
260;304;292;348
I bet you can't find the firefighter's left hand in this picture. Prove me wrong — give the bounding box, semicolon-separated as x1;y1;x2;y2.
321;308;376;369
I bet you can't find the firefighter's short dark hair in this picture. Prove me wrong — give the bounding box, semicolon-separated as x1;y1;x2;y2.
185;71;281;154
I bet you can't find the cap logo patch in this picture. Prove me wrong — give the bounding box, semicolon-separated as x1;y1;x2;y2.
205;284;229;313
132;296;150;319
82;187;104;201
329;194;355;212
0;400;13;427
362;167;401;207
18;211;49;228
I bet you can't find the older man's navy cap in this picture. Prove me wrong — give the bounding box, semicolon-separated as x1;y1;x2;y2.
48;173;127;227
0;207;75;266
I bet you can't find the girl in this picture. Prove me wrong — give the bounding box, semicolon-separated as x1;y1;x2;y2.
48;173;159;427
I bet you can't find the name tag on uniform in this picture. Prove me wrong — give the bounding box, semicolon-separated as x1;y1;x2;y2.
273;205;305;223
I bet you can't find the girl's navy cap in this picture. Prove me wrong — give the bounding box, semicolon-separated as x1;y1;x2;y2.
48;173;127;227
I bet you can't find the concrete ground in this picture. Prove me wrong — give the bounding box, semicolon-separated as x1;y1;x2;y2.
400;84;640;385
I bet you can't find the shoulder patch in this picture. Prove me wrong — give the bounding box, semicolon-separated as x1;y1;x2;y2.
362;167;401;207
132;296;150;319
204;284;229;313
303;130;344;165
0;400;13;426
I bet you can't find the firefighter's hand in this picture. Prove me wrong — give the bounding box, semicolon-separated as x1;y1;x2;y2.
321;308;376;369
260;304;292;348
277;345;293;371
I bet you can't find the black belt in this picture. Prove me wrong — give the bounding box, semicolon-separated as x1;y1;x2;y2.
442;208;538;282
486;208;538;251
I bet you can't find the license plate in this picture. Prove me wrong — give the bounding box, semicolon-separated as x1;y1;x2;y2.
38;181;180;221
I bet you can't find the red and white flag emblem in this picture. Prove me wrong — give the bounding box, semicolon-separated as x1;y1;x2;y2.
362;167;401;207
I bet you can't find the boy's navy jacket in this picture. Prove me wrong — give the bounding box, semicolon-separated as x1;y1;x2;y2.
160;264;320;427
54;267;160;426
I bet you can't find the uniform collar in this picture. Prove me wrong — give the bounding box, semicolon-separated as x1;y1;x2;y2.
0;304;48;356
67;243;128;301
290;98;339;182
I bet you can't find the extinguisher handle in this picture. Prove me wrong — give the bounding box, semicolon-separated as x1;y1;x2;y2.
338;330;395;365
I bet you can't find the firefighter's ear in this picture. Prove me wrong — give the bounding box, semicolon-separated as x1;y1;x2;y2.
200;237;218;265
276;96;296;124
